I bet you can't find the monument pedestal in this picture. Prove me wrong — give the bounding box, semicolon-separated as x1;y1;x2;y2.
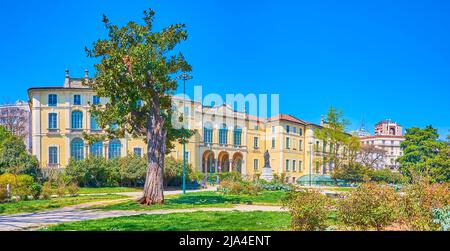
260;166;274;182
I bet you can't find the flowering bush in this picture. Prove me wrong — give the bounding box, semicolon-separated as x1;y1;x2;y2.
337;182;401;231
218;179;261;195
400;180;450;231
283;189;331;231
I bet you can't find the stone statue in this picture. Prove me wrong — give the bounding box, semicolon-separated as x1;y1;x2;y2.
264;150;270;167
260;150;274;182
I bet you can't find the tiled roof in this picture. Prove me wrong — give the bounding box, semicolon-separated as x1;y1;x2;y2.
268;114;310;125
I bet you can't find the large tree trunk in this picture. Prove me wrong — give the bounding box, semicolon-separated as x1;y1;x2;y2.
138;102;167;205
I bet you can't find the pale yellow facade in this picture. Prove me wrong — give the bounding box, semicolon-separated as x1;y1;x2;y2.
29;74;330;184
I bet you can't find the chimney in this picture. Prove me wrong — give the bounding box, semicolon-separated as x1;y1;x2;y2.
64;69;70;87
84;69;89;82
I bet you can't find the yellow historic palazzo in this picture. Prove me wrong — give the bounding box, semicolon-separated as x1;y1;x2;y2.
28;71;330;183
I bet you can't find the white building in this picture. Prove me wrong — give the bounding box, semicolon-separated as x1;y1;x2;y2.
358;120;405;170
0;100;32;151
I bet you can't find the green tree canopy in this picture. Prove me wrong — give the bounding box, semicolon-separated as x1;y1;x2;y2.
85;8;193;205
399;125;449;182
0;125;41;181
314;107;360;173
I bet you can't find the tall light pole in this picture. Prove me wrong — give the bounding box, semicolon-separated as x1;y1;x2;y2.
177;73;193;194
309;141;313;186
209;142;213;185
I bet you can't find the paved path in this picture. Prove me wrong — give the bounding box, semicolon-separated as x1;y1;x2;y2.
0;187;286;231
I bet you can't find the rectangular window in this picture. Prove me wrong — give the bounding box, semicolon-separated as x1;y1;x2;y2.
285;159;290;172
74;95;81;105
253;159;259;171
204;128;213;143
49;147;58;165
133;147;142;157
299;140;303;150
48;94;57;106
271;137;275;148
293;160;296;172
286;125;290;134
272;126;275;133
254;137;259;149
299;161;303;171
293;127;297;134
219;127;228;145
299;128;303;136
286;137;290;149
90;115;100;131
93;95;100;105
48;113;58;129
233;129;242;146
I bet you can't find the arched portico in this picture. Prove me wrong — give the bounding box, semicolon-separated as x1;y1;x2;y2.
202;150;216;174
232;152;244;174
218;151;230;173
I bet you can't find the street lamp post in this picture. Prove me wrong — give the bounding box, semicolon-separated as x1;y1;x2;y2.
209;143;213;185
309;141;313;187
177;73;193;194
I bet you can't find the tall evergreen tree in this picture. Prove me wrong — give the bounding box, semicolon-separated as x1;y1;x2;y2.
399;126;449;182
85;9;193;205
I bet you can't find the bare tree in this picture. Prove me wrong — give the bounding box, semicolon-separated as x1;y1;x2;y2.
0;102;29;139
358;144;387;170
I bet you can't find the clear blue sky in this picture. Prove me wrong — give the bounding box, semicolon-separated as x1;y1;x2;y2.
0;0;449;138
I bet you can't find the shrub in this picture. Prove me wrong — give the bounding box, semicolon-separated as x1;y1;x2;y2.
283;189;331;231
41;182;53;200
190;171;205;183
30;183;42;200
164;157;194;187
218;179;261;195
55;184;66;198
258;179;294;192
0;173;16;202
214;172;242;183
337;182;401;231
272;173;287;184
119;154;146;187
369;169;407;184
432;206;450;231
13;174;34;200
66;183;79;197
400;179;450;231
65;157;119;187
332;163;371;183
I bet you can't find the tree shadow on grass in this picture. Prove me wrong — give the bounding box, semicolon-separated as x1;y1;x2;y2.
166;195;244;206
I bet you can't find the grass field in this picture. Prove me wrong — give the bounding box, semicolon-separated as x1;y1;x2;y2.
41;211;292;231
78;187;142;194
90;191;287;211
0;194;127;215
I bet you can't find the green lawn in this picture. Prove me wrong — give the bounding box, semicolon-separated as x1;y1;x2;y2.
78;187;142;194
41;211;292;231
90;191;287;211
0;194;127;215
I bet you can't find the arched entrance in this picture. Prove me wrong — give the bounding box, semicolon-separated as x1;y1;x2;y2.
202;150;215;173
218;151;230;173
232;152;244;174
